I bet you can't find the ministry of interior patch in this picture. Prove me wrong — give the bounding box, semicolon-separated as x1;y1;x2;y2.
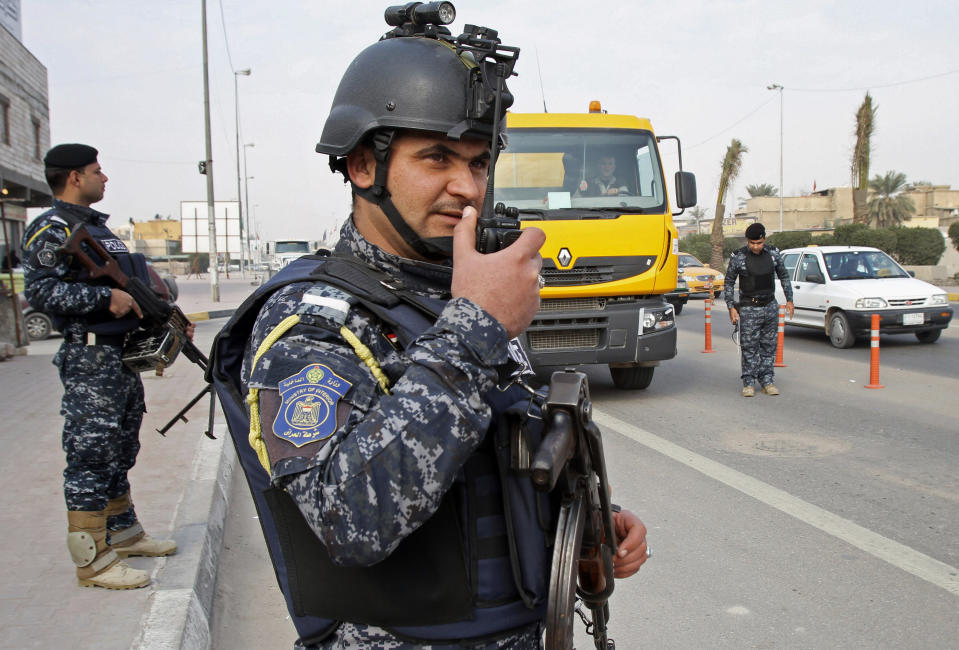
273;364;352;447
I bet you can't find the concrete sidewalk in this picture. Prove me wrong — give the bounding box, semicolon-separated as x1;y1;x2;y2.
0;276;258;650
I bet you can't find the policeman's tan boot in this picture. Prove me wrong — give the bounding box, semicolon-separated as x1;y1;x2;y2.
106;493;177;558
68;510;150;590
762;384;780;396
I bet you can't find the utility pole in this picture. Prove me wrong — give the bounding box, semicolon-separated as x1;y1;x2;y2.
234;68;251;279
767;83;784;233
202;0;219;301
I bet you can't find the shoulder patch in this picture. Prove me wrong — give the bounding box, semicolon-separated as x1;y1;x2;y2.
38;242;59;267
273;363;352;447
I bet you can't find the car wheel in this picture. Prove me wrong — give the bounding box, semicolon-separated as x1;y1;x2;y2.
915;329;941;344
673;302;684;315
827;311;856;349
609;365;654;390
24;311;53;341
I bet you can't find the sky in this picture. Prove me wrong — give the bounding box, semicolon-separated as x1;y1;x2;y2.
19;0;959;242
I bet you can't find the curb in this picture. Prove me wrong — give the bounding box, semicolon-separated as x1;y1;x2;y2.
185;309;237;322
131;425;236;650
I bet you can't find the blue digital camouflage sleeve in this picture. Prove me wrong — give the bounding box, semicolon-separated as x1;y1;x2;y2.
244;282;509;567
723;250;745;308
21;216;112;316
769;247;794;302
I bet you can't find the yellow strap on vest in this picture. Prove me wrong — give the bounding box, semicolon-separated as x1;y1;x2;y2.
25;223;71;249
338;326;391;396
246;314;392;474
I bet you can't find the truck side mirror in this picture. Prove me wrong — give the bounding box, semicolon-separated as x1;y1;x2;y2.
675;171;697;209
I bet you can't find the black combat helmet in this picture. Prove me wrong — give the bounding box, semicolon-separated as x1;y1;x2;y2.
316;7;519;259
317;37;506;156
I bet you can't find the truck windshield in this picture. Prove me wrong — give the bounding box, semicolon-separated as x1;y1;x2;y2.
823;250;910;280
275;241;311;254
493;128;666;214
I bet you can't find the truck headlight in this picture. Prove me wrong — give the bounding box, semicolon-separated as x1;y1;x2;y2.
855;297;888;309
642;307;674;333
930;294;948;305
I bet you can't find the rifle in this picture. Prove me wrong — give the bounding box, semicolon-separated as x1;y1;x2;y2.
59;225;215;438
530;369;618;650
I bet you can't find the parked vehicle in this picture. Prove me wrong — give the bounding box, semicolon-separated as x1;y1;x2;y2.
775;245;953;348
678;252;724;299
19;293;54;341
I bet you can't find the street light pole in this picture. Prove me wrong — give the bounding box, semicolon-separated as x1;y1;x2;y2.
201;0;219;301
234;68;251;279
243;142;254;275
767;83;784;233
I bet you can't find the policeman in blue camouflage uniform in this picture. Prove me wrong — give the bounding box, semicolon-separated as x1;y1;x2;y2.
241;10;649;648
22;144;179;590
723;222;795;397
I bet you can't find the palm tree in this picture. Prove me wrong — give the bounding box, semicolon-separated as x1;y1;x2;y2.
710;139;748;269
746;183;777;197
687;205;708;233
867;171;915;228
851;93;876;224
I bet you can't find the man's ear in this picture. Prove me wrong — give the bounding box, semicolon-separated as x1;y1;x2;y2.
346;146;375;190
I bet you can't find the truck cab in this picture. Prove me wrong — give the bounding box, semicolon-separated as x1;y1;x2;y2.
494;106;696;389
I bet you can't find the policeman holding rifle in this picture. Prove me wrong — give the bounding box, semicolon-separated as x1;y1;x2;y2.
228;3;649;647
22;144;186;590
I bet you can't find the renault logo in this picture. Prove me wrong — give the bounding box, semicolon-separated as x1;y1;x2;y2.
557;247;572;267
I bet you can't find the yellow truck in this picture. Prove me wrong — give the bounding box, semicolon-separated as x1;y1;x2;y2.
494;104;696;389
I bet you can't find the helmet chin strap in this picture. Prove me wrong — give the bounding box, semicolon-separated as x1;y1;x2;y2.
351;129;452;260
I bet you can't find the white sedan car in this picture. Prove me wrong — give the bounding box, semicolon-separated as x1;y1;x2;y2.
774;245;953;348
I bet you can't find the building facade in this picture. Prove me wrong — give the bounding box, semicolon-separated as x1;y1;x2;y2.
1;3;52;265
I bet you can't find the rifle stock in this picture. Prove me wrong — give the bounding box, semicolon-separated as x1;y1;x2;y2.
58;225;209;371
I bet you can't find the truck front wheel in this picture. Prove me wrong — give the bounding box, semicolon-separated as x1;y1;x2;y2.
609;365;654;390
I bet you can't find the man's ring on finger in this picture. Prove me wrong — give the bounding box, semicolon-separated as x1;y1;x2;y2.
537;274;546;289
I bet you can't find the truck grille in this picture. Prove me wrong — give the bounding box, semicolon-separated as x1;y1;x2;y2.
541;255;657;287
543;265;614;286
888;297;927;307
528;328;600;350
539;297;607;312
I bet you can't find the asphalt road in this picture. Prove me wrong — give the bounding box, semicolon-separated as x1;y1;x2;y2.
212;297;959;649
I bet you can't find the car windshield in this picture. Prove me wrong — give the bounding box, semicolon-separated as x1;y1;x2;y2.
823;250;910;280
678;254;703;268
493;128;666;215
275;241;311;254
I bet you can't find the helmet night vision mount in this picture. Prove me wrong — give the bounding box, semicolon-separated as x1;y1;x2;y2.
317;2;520;259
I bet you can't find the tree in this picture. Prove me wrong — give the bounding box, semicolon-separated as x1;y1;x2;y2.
687;206;708;232
867;171;915;228
890;227;945;265
746;183;777;197
949;222;959;252
851;92;876;224
710;139;748;269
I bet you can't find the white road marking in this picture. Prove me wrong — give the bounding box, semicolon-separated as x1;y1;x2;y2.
594;409;959;597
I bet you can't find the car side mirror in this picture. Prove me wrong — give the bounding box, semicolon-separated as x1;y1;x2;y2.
805;272;824;284
908;270;916;277
674;171;697;209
